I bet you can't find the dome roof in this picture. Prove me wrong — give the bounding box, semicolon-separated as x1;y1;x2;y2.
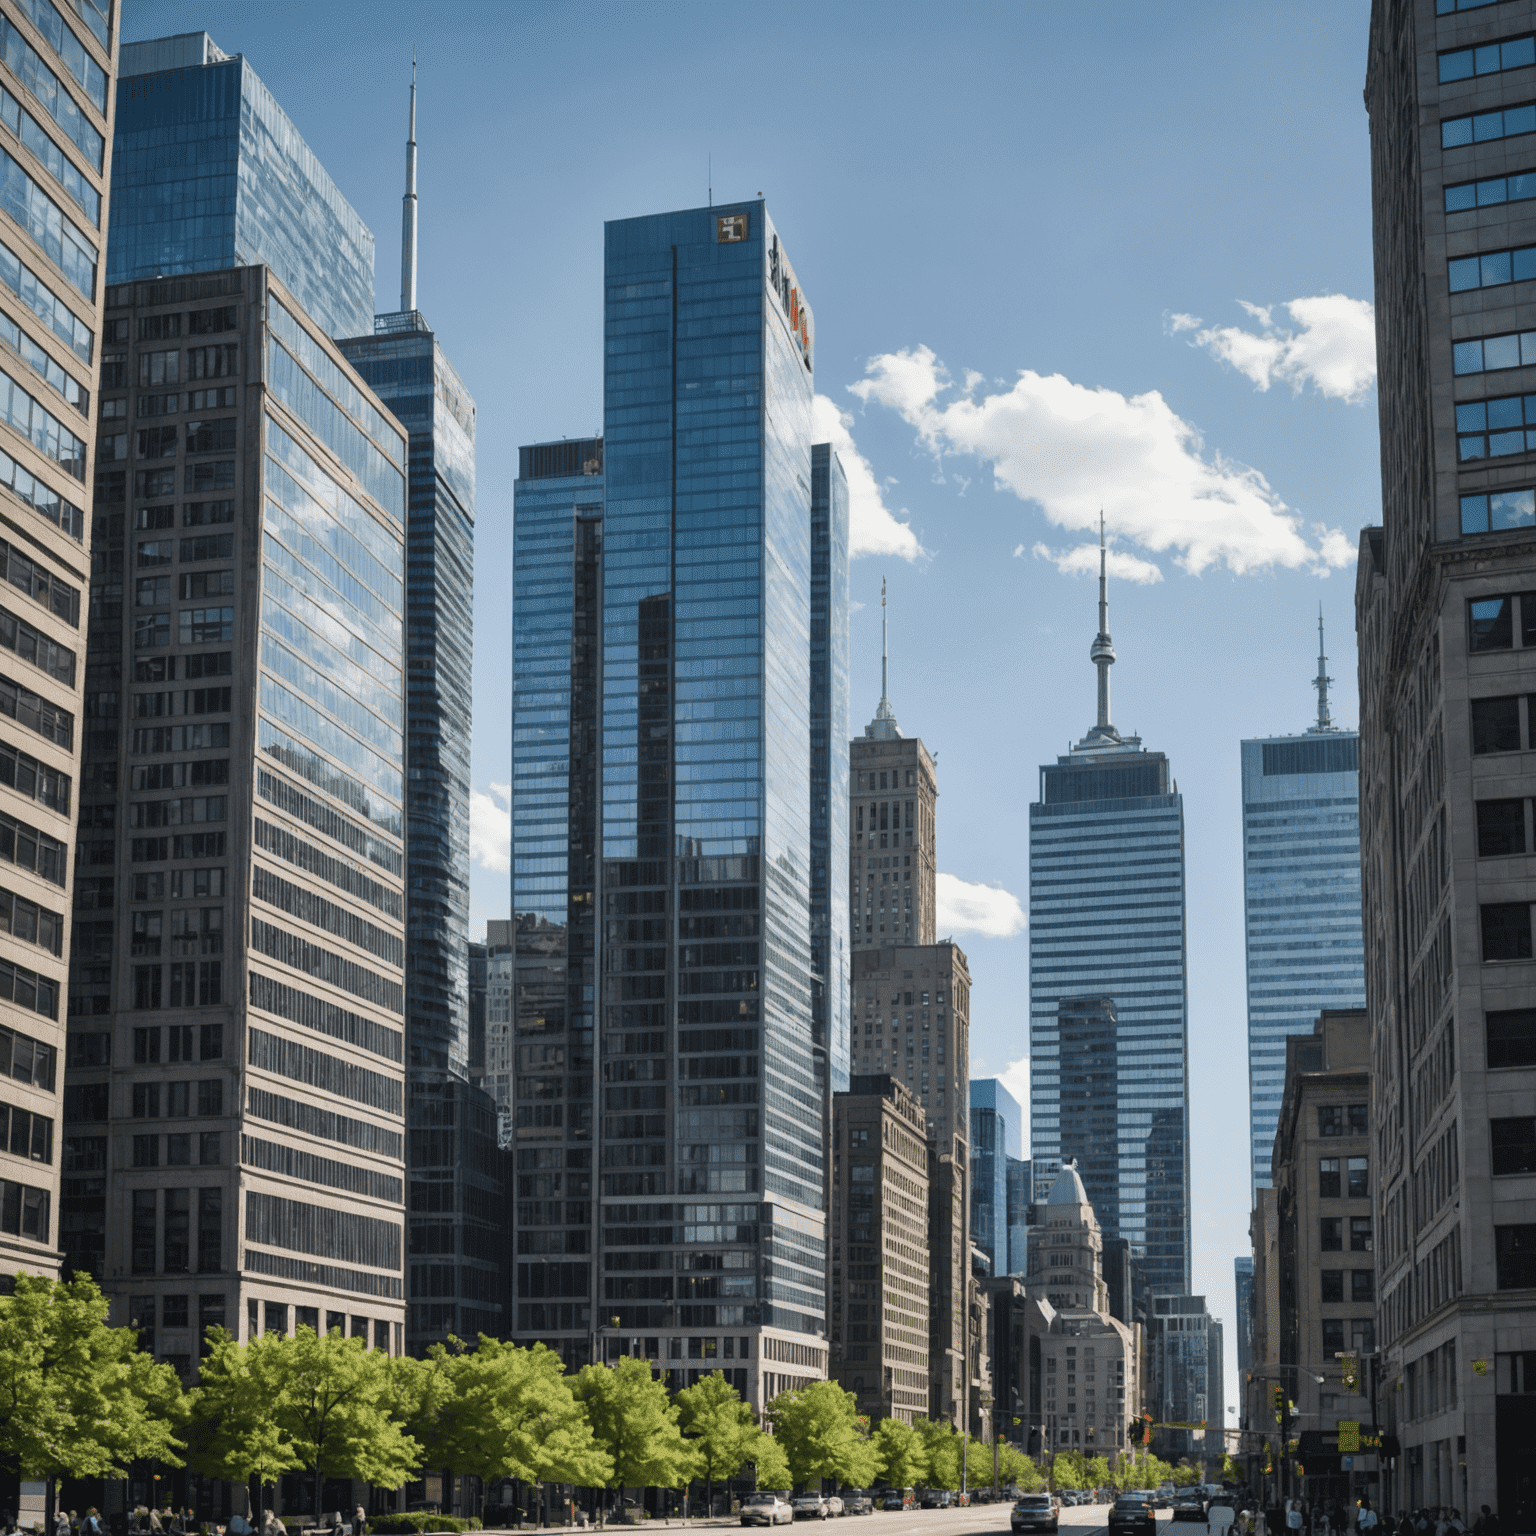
1046;1162;1090;1206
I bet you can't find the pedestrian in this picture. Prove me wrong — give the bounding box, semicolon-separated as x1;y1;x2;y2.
261;1512;286;1536
82;1511;103;1536
352;1508;366;1536
54;1510;69;1536
225;1513;252;1536
1289;1502;1305;1534
1361;1505;1380;1536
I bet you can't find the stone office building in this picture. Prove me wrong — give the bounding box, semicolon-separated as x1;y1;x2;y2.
63;265;409;1359
0;0;119;1281
828;1073;930;1423
1362;0;1536;1514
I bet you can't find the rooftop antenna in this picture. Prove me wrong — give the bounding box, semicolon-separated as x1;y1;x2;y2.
399;53;418;314
1087;511;1118;741
1310;604;1336;733
864;577;900;740
708;153;712;209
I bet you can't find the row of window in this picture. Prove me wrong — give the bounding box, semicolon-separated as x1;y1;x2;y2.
0;736;66;813
134;570;233;605
100;419;236;463
0;14;103;169
0;80;97;223
1321;1318;1375;1353
16;0;108;99
0;806;62;886
125;795;226;828
0;358;81;477
128;750;227;785
1447;170;1536;215
114;307;237;344
130;1186;221;1275
136;534;233;566
1321;1268;1375;1302
1319;1156;1369;1197
1440;33;1536;85
128;830;225;863
0;1175;46;1241
1456;395;1536;462
123;866;224;901
0;1097;50;1161
129;961;222;1010
1320;1216;1373;1251
108;386;236;421
0;601;72;685
0;536;77;626
1319;1103;1368;1136
129;724;228;756
128;909;223;958
254;819;401;921
101;344;238;391
132;1130;220;1168
0;666;72;749
0;882;61;954
131;1078;223;1119
0;303;84;413
6;443;80;540
0;145;94;299
107;464;234;502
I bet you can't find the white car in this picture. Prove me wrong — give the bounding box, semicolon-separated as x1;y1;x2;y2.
742;1495;794;1527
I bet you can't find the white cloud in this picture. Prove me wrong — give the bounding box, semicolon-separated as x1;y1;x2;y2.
812;393;923;561
936;871;1027;938
470;781;510;874
1031;541;1164;585
1180;294;1376;403
849;345;1353;576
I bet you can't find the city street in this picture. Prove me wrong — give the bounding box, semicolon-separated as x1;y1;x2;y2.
727;1504;1136;1536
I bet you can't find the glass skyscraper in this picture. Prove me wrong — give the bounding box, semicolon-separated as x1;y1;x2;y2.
108;34;374;340
510;202;842;1405
1240;621;1363;1193
1029;534;1190;1300
970;1077;1022;1277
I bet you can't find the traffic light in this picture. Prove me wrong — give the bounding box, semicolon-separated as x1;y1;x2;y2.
1272;1384;1284;1423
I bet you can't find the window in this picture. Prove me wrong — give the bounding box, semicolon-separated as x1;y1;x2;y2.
1350;1216;1373;1253
1352;1270;1375;1302
179;607;231;644
136;539;172;567
1493;1118;1536;1175
178;570;232;601
1439;0;1507;14
1322;1319;1345;1351
1472;596;1517;651
1447;171;1536;215
1319;1157;1341;1198
1348;1156;1370;1198
138;351;178;387
134;468;174;500
133;964;160;1010
1352;1319;1376;1353
1498;1225;1536;1288
1450;246;1536;294
1440;34;1536;84
1480;799;1528;856
135;426;175;460
164;1188;189;1272
135;576;169;608
131;1190;154;1273
132;1025;159;1063
131;1133;156;1167
198;1187;221;1271
1490;1009;1536;1068
185;418;235;455
1483;903;1533;961
1321;1217;1343;1251
1319;1105;1344;1137
1456;397;1536;462
1321;1270;1344;1302
1474;696;1523;754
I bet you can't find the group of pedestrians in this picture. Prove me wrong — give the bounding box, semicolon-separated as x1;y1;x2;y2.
1249;1501;1512;1536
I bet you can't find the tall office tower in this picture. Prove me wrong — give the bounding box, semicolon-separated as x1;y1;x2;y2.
63;267;410;1362
828;1073;930;1424
1233;1254;1254;1379
467;937;486;1079
1029;527;1189;1301
1148;1295;1219;1458
508;202;842;1402
971;1076;1022;1278
1006;1155;1032;1278
107;34;372;341
809;443;849;1098
480;916;512;1122
1056;996;1120;1232
0;0;117;1280
849;586;937;953
338;84;495;1348
1361;0;1536;1512
1241;617;1364;1196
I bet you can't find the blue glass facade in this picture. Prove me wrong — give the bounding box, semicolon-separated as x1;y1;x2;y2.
1029;741;1190;1300
108;41;374;340
970;1077;1022;1277
509;204;836;1399
1240;731;1364;1192
810;443;850;1096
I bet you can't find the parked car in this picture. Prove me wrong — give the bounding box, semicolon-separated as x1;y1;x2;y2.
843;1493;873;1516
918;1490;952;1510
792;1495;830;1522
971;1489;994;1505
1171;1495;1208;1524
1109;1494;1158;1536
824;1498;845;1519
1012;1494;1060;1535
881;1490;913;1512
742;1495;794;1527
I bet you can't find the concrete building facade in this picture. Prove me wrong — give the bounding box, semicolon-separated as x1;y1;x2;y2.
828;1072;929;1424
1360;0;1536;1513
0;0;118;1283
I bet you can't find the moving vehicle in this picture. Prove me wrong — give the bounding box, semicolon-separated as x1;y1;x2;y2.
1011;1494;1061;1534
1172;1494;1209;1524
741;1496;794;1527
1109;1494;1158;1536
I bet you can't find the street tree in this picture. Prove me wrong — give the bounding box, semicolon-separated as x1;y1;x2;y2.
675;1372;756;1514
1053;1450;1086;1490
1171;1461;1200;1487
574;1357;697;1504
749;1432;791;1492
994;1442;1042;1490
185;1329;300;1502
423;1338;611;1488
1084;1456;1112;1490
871;1419;924;1490
911;1419;960;1491
0;1273;186;1527
765;1382;865;1489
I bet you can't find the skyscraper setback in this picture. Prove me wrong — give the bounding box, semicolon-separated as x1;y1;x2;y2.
1029;527;1190;1302
1240;616;1364;1196
509;204;843;1405
0;0;117;1280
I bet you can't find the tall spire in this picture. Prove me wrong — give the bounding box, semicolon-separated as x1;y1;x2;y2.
1309;604;1336;733
865;577;901;740
1082;512;1120;746
399;55;418;314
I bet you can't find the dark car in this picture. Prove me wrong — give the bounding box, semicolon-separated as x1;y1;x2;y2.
1109;1495;1158;1536
1171;1496;1207;1524
1011;1495;1060;1535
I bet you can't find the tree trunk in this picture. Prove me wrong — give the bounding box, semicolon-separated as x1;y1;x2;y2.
45;1473;55;1536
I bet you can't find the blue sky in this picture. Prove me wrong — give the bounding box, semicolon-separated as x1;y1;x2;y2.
127;0;1379;1423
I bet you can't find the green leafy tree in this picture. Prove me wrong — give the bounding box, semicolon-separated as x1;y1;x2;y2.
421;1338;610;1488
749;1432;791;1492
574;1357;697;1499
185;1329;300;1498
273;1326;420;1512
676;1372;757;1512
0;1273;186;1526
995;1442;1043;1491
1053;1450;1086;1490
871;1419;925;1489
766;1382;866;1489
1171;1461;1201;1487
1084;1456;1112;1490
911;1420;959;1491
1219;1453;1241;1485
